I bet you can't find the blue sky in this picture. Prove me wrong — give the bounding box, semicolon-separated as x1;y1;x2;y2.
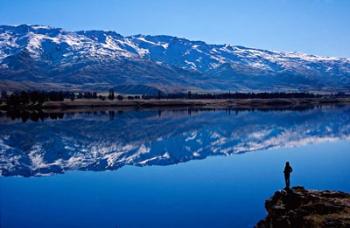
0;0;349;57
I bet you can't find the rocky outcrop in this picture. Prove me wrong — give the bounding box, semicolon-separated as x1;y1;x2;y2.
256;186;350;228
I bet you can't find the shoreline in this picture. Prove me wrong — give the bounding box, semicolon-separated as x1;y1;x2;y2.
1;97;350;113
39;97;350;110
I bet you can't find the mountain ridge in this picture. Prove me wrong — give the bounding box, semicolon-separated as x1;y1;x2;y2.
1;24;350;93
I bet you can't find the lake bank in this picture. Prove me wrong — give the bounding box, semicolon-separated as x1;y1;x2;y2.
8;97;350;111
2;97;350;121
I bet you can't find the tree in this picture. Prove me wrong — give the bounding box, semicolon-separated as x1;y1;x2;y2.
187;91;192;99
70;93;75;101
1;90;7;99
108;89;115;100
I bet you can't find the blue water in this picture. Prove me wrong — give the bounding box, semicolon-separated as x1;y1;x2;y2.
1;107;350;227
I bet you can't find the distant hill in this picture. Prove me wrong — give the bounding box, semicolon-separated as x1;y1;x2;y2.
0;24;350;93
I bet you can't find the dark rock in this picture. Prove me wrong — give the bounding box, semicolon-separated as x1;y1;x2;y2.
256;186;350;228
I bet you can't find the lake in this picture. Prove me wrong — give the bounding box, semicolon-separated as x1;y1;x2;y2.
1;106;350;227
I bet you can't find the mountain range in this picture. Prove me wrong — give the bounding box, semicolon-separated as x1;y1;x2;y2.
0;24;350;93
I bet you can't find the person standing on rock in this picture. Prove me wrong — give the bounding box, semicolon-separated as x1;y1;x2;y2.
284;162;293;189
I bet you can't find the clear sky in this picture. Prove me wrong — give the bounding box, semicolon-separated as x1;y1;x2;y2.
0;0;349;58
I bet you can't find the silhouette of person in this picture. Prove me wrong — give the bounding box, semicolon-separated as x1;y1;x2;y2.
284;162;293;189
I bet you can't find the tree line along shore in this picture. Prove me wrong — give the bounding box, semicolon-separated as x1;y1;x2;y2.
1;90;350;111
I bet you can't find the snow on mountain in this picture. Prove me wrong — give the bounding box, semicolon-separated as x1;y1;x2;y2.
0;24;349;92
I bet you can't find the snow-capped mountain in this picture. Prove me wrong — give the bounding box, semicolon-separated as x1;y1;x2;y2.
1;106;350;177
0;24;350;92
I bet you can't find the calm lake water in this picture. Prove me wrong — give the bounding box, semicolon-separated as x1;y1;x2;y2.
1;106;350;228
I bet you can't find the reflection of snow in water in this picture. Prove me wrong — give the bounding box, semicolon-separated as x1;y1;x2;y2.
1;106;350;176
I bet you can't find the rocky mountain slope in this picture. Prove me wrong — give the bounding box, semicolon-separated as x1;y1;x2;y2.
0;24;350;93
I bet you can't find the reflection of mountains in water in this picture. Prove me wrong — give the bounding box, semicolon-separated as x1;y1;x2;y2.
1;106;350;177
